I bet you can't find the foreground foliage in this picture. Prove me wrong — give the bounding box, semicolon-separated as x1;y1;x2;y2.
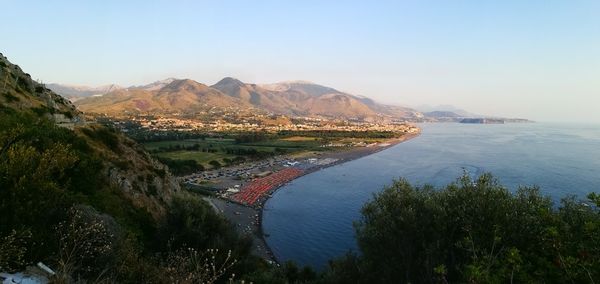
336;174;600;283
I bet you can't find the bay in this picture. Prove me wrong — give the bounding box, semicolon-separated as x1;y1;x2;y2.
262;122;600;268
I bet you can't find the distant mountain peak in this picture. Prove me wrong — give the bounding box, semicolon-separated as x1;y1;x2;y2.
161;79;208;92
278;80;315;85
148;77;178;86
210;77;250;100
259;81;341;96
132;78;178;91
214;77;245;86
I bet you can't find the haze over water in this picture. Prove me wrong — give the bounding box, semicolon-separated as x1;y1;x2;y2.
262;123;600;268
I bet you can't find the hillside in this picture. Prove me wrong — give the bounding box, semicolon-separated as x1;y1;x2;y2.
0;53;180;220
73;77;423;120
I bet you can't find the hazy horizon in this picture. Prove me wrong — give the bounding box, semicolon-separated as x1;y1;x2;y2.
2;1;599;123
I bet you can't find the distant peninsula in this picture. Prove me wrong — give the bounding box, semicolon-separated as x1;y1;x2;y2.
459;118;531;124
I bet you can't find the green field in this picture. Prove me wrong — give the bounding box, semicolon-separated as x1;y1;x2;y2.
143;138;236;151
142;137;327;169
241;139;323;149
154;151;237;165
144;137;323;150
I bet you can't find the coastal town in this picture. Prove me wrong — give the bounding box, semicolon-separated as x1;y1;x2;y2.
96;112;418;134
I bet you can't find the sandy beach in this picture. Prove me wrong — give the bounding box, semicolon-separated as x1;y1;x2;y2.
204;131;421;264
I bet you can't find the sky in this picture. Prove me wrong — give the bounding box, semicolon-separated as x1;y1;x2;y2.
2;0;599;122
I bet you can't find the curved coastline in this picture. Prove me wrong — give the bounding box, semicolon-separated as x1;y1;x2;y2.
258;131;421;264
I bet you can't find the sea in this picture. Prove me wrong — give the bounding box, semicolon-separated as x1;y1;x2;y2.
262;122;600;268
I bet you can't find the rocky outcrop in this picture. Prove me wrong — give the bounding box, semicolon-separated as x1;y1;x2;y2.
0;53;83;127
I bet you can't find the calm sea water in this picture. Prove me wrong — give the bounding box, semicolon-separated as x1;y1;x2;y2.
262;122;600;268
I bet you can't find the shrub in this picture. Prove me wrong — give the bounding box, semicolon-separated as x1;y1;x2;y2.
2;92;19;103
348;174;600;283
54;206;117;281
162;248;238;283
81;126;121;153
157;157;204;176
154;168;166;178
31;106;53;116
209;160;222;169
16;76;30;91
113;159;131;170
0;230;32;272
62;110;73;119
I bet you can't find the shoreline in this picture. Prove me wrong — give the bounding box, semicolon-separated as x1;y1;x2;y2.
256;131;421;264
201;131;420;264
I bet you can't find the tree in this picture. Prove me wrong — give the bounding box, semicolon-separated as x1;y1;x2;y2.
209;160;222;169
347;173;600;283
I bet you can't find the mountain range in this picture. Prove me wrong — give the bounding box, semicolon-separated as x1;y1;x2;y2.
49;78;525;122
45;78;181;101
50;78;423;121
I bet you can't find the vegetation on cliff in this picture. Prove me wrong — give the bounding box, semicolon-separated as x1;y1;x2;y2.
0;54;260;282
0;109;256;282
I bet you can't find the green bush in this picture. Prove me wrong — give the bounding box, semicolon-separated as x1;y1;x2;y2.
0;230;32;272
158;157;204;175
2;92;19;102
16;76;30;91
31;105;54;116
81;126;121;153
338;174;600;283
62;110;73;119
209;160;222;169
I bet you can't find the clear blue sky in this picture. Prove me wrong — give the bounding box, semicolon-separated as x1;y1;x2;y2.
2;0;599;122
